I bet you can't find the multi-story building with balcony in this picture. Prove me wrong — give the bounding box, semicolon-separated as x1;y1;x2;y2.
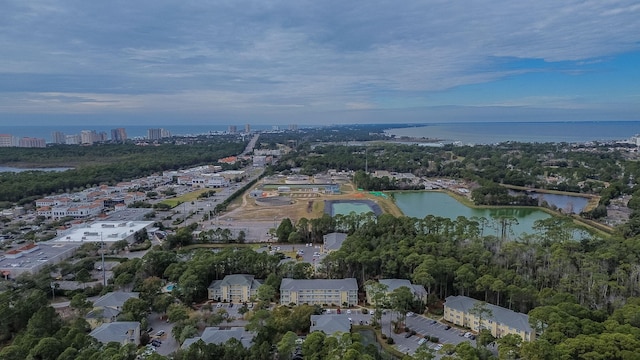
208;274;262;303
444;295;535;341
279;278;358;307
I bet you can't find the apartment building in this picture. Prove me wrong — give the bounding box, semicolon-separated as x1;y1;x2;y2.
208;274;262;303
279;278;358;307
365;278;427;305
444;295;535;341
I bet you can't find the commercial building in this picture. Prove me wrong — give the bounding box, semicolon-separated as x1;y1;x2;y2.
207;274;262;303
279;278;358;306
0;242;79;278
444;295;535;341
53;221;154;244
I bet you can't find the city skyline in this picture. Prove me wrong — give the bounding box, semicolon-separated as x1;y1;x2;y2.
1;1;639;126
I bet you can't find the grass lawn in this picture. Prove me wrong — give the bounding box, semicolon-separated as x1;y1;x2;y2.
159;189;210;208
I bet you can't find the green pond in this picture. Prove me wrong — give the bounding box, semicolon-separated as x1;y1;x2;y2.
393;191;552;238
332;203;376;216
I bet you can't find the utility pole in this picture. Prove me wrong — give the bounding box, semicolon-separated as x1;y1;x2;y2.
101;234;106;286
365;147;368;174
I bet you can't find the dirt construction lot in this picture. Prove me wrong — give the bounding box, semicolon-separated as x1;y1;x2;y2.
216;181;402;235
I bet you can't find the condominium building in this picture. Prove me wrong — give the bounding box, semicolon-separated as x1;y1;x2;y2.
52;131;66;144
111;128;128;142
18;137;46;148
279;278;358;306
0;134;14;147
444;295;535;341
365;279;427;305
207;274;262;303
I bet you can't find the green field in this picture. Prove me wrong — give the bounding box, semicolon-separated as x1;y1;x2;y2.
159;189;212;208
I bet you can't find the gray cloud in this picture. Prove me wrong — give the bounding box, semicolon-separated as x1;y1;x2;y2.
0;0;639;124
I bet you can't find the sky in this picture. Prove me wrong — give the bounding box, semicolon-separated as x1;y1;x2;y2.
1;0;639;126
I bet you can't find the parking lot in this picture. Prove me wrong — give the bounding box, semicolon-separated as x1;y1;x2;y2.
381;312;472;357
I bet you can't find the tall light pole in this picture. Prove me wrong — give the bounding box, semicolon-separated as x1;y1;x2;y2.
101;234;106;286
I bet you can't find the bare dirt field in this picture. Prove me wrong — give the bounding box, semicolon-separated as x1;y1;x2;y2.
219;181;403;224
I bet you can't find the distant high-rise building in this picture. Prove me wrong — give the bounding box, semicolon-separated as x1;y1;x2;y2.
0;134;14;147
289;124;298;131
110;128;127;142
52;131;66;144
245;124;251;134
80;130;98;145
66;134;81;145
228;125;237;134
147;128;162;140
272;125;280;131
18;137;46;148
147;128;171;140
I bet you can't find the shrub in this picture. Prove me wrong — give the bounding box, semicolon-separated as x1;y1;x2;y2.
386;337;394;345
381;334;387;339
411;330;417;336
404;327;410;333
430;336;439;343
362;308;369;314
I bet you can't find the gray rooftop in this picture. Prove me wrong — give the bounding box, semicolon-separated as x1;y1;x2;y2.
310;315;351;335
86;306;120;320
93;291;139;309
89;321;139;344
208;274;262;289
323;232;347;251
181;327;254;349
280;278;358;292
445;296;532;333
379;279;427;297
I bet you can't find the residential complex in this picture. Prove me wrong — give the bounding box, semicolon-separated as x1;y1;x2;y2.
365;279;428;305
444;295;535;341
279;278;358;306
310;315;351;335
182;327;254;350
322;232;347;253
207;274;262;303
86;291;140;328
89;321;140;346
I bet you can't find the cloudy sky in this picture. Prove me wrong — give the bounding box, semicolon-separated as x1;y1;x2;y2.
1;0;639;126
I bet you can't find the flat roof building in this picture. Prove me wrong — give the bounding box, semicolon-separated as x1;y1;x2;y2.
53;221;154;244
0;242;79;278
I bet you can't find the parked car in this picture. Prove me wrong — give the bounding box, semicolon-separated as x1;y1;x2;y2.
155;330;165;337
444;325;451;330
418;338;427;345
404;333;413;338
434;344;443;351
346;309;351;314
406;312;415;317
369;309;375;315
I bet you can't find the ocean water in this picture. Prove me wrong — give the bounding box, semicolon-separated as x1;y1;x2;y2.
385;121;640;144
1;121;639;144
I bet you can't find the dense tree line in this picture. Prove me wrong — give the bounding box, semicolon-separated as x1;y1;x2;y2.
0;140;246;203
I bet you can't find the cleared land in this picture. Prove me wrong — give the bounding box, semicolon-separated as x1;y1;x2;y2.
219;181;403;223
